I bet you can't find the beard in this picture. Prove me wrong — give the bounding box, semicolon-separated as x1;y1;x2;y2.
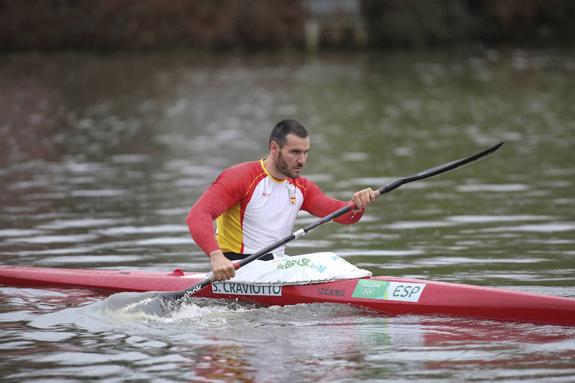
277;150;302;179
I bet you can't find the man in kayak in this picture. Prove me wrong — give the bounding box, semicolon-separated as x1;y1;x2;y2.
187;119;377;281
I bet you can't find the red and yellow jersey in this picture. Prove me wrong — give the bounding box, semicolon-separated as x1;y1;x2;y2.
187;160;363;257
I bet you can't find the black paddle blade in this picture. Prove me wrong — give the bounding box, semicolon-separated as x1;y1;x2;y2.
102;291;183;317
378;142;504;196
409;141;504;181
107;279;210;318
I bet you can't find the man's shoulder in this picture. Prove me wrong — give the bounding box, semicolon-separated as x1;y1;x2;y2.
222;161;263;176
215;161;265;185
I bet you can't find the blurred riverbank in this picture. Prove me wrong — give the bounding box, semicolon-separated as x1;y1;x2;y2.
1;0;574;52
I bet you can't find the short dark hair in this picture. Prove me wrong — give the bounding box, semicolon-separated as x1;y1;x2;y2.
268;119;308;148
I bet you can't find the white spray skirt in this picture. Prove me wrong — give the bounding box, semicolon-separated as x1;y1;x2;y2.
230;252;372;285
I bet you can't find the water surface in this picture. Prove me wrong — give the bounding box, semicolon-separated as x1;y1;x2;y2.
1;49;574;382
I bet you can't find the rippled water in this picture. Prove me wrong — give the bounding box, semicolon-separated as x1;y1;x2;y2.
1;50;574;382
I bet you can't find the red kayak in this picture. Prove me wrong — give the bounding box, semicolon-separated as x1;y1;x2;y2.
1;265;574;327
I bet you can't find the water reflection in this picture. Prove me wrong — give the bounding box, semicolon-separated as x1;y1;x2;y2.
2;286;573;382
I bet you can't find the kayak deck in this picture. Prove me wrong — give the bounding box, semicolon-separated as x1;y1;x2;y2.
1;266;574;327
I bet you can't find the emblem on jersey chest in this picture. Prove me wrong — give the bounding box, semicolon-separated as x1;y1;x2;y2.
287;186;297;206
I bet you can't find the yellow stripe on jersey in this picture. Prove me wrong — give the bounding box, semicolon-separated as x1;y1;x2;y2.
216;202;243;253
259;159;284;183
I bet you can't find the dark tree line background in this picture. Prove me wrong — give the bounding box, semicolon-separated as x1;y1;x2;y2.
0;0;573;51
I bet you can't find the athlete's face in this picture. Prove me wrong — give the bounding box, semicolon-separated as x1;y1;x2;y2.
273;134;310;179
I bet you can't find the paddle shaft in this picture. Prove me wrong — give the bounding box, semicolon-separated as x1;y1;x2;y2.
166;142;504;300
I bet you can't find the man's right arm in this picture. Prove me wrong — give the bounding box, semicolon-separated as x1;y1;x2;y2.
186;170;240;281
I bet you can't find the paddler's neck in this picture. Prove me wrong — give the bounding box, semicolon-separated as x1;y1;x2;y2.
262;158;286;181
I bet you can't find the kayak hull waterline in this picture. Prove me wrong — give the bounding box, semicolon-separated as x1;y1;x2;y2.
1;266;574;326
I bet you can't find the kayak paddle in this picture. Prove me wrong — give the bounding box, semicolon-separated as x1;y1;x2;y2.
159;141;504;304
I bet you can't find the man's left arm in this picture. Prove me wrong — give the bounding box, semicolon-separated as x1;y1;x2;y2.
300;179;377;224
